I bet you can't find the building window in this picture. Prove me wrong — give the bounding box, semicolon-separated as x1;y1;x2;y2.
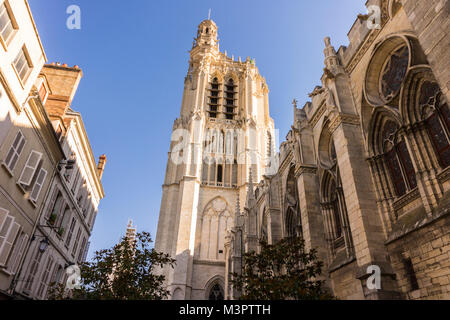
0;1;16;45
382;121;417;197
224;79;236;120
202;128;238;188
380;45;409;101
208;78;220;118
0;208;21;266
13;47;33;83
65;218;76;248
37;255;54;299
71;228;81;257
18;150;42;187
402;257;419;291
208;283;224;300
420;81;450;168
23;248;44;294
3;130;26;172
285;166;300;239
29;168;47;203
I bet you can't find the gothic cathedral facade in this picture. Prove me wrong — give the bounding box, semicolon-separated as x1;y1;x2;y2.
154;19;275;300
156;0;449;300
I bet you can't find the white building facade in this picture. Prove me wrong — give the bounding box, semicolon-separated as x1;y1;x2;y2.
155;19;275;300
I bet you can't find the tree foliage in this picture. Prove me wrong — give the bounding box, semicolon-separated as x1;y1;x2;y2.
48;231;175;300
231;237;334;300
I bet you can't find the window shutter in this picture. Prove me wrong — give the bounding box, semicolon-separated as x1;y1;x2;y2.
0;214;13;252
72;228;81;256
18;151;42;186
30;168;47;202
8;233;28;274
0;208;8;231
0;222;20;266
83;241;90;262
45;189;59;220
77;237;86;262
4;131;26;171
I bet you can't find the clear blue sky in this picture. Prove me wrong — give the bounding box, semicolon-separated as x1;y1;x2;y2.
28;0;367;258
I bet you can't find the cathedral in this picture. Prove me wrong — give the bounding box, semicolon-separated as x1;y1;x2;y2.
155;0;449;300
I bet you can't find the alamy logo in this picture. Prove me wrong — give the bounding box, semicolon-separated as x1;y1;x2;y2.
366;265;381;290
66;5;81;30
65;264;81;290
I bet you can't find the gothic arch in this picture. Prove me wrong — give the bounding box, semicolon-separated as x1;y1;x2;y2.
283;165;301;238
364;33;428;108
199;197;233;261
210;70;224;83
317;119;336;170
204;275;225;300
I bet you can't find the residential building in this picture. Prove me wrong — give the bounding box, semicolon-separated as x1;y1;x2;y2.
0;1;106;300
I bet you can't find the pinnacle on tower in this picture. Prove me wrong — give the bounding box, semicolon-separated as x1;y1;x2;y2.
235;193;241;227
246;167;255;205
323;36;340;69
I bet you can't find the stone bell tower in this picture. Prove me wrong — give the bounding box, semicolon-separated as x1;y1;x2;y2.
154;18;275;300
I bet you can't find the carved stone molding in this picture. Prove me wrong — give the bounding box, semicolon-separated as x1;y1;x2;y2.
328;114;360;133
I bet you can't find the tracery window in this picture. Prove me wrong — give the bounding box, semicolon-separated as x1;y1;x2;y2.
202;128;238;188
420;81;450;168
380;45;409;101
208;284;224;300
382;120;417;197
284;167;301;239
208;77;220;118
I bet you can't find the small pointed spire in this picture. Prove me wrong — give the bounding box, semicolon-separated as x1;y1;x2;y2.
208;9;211;20
247;167;255;204
323;36;339;69
235;194;241;226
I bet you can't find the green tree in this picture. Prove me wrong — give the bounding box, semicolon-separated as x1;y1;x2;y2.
49;231;175;300
231;237;334;300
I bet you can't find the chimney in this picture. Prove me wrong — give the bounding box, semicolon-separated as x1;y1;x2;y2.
97;154;107;180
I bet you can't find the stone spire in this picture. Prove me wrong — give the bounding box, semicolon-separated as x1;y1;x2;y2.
235;193;241;227
246;167;255;206
323;37;340;69
125;219;137;243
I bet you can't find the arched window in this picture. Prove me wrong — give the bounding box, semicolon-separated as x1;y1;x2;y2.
208;283;224;300
224;79;236;120
380;45;409;101
284;166;301;238
420;81;450;168
208;78;220;118
382;120;417;197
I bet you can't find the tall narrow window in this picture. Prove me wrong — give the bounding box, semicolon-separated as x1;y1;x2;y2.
23;249;43;293
420;81;450;168
0;1;16;44
30;168;47;203
37;255;54;298
18;150;42;187
208;283;224;300
13;47;32;83
224;79;236;120
402;257;419;291
4;130;26;172
217;165;223;183
208;78;220;118
65;218;76;248
382;121;417;197
71;228;81;256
